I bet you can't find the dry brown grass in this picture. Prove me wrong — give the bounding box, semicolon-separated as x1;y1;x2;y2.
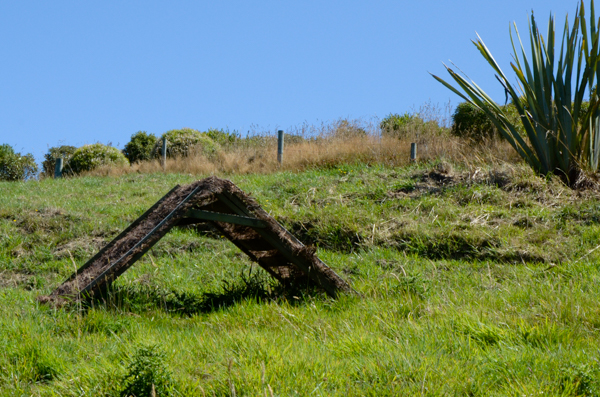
85;127;522;178
81;100;523;178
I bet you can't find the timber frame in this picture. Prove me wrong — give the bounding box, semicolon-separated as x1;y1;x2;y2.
40;177;352;305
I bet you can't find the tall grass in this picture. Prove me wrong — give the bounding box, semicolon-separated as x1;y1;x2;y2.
86;104;522;178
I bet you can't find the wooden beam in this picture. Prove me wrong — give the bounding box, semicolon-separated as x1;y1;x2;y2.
185;209;266;228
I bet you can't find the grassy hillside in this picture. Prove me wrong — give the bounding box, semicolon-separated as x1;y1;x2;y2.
1;162;600;395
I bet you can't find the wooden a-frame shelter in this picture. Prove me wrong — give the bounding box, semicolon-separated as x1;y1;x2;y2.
40;177;352;305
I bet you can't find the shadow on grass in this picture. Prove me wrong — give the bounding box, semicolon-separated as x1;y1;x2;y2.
86;271;319;316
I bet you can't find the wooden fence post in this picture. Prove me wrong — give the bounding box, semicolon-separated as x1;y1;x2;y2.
277;130;284;165
54;158;63;178
162;137;167;171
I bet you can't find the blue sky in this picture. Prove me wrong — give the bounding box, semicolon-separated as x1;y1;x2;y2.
0;0;578;162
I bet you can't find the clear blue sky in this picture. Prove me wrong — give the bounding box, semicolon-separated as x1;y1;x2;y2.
0;0;578;162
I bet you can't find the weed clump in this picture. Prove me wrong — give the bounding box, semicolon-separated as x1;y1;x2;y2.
558;363;598;396
120;344;174;397
9;344;62;383
391;272;429;298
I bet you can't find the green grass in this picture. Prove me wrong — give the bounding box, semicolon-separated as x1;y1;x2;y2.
1;162;600;395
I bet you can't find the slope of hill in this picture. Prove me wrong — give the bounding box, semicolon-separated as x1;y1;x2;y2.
1;162;599;395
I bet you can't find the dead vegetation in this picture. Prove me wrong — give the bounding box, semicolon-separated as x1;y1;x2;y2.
87;134;521;177
53;237;106;260
0;271;43;290
76;107;524;178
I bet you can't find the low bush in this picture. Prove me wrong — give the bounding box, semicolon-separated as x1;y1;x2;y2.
0;144;38;181
380;112;443;137
578;100;591;122
450;102;496;141
123;131;157;163
41;145;77;176
380;112;416;134
450;102;524;142
65;143;129;175
152;128;220;158
120;344;174;397
205;128;240;147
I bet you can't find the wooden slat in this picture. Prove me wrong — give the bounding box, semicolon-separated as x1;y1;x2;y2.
185;209;266;228
233;238;274;252
63;185;182;283
217;191;342;297
79;185;203;295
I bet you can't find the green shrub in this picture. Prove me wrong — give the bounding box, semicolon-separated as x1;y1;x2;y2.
450;102;496;140
380;112;418;135
65;143;129;175
450;102;524;142
205;128;240;146
0;144;38;181
579;100;591;120
380;112;443;137
152;128;220;158
41;145;77;176
120;344;174;397
123;131;158;163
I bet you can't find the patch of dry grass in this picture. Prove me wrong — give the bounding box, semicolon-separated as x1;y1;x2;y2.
86;126;522;178
61;102;523;178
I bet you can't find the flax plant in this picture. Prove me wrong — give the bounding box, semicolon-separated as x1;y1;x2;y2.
432;0;600;186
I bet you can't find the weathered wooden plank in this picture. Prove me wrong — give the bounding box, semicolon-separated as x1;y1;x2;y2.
61;185;182;285
79;184;203;296
185;209;266;228
217;191;343;297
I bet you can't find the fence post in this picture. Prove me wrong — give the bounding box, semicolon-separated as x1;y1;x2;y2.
54;158;63;178
161;137;167;171
277;130;284;165
410;143;417;162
